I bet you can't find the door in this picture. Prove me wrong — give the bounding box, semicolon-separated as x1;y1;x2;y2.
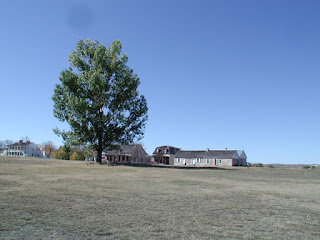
192;159;195;165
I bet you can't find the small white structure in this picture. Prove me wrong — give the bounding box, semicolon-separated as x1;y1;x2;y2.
37;144;51;158
0;140;44;158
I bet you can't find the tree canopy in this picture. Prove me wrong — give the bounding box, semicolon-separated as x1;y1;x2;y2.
52;39;148;163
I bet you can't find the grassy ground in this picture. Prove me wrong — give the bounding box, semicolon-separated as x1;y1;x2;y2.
1;157;319;239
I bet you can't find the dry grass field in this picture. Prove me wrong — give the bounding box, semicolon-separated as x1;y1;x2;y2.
1;157;319;239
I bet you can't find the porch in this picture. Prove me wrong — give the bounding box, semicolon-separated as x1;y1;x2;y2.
154;156;170;164
103;154;132;163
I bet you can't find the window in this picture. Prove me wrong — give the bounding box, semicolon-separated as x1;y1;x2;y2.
196;158;201;163
177;158;181;163
220;159;222;164
207;158;210;164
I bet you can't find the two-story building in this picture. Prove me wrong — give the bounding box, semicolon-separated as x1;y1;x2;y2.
0;140;44;158
152;146;181;165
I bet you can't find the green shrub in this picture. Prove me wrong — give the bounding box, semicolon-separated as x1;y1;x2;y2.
310;165;315;169
252;163;264;167
303;165;310;169
269;165;274;168
52;148;69;160
70;152;85;161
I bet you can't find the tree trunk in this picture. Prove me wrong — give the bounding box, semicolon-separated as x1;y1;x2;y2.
96;150;102;163
96;139;103;163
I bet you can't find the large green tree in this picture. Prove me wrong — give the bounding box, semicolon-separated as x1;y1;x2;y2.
52;39;148;163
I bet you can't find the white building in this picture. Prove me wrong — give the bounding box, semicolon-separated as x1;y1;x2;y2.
0;140;44;158
174;149;247;166
152;146;247;167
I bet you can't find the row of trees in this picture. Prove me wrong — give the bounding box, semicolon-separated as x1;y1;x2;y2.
51;143;89;161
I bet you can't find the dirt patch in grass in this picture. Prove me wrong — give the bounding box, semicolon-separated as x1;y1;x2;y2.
1;158;320;239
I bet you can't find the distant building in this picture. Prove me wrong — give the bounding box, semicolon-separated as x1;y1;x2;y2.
0;140;44;158
152;146;180;165
152;146;247;167
102;144;150;164
37;144;52;158
236;150;247;166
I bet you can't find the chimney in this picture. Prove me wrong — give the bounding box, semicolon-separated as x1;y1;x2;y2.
19;140;23;144
225;147;227;150
206;148;209;152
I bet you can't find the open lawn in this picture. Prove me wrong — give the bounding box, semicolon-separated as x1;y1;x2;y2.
1;157;320;239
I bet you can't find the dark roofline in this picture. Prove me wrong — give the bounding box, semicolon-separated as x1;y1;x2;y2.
134;144;149;156
156;145;179;148
174;150;239;159
104;144;150;156
177;150;238;153
9;141;32;146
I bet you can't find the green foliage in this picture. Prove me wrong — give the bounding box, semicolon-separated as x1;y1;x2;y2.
52;144;86;161
62;143;72;158
269;165;274;168
52;147;69;160
70;152;85;161
252;163;264;167
52;39;148;163
303;165;310;169
310;165;315;169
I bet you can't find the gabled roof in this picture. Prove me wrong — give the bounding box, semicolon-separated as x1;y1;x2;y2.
152;146;180;155
105;144;149;156
9;141;32;147
236;150;247;158
175;150;239;159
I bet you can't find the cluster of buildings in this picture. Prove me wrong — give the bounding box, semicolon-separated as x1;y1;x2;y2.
1;140;247;167
101;145;247;167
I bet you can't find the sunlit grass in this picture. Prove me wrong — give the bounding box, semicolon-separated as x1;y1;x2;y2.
1;157;320;239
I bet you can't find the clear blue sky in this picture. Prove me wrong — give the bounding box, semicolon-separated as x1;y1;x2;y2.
1;0;319;164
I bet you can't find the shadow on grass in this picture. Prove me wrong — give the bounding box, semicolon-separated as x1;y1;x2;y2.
107;163;236;171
